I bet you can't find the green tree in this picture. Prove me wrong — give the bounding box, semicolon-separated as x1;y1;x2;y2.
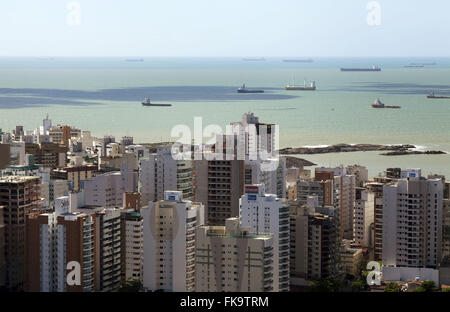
118;279;142;292
308;278;341;292
351;280;367;292
384;282;402;292
421;281;436;292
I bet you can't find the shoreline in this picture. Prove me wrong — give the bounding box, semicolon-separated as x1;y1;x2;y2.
279;143;446;156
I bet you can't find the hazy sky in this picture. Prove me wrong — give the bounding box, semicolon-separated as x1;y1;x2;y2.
1;0;448;57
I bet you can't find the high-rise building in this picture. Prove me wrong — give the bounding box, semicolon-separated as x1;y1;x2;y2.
0;206;5;289
92;208;122;291
244;158;287;199
442;182;450;262
139;147;194;205
315;167;356;240
239;184;290;291
353;187;375;248
0;144;10;169
142;191;204;292
346;165;369;188
26;205;96;292
82;171;126;208
194;158;244;225
121;209;143;282
230;112;277;159
27;192;123;292
25;142;68;168
195;217;275;292
51;164;97;191
48;126;80;145
0;176;41;290
290;197;338;281
382;177;443;270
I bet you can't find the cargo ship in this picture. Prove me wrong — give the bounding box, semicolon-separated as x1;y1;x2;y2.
427;92;450;99
283;59;313;63
341;65;381;72
141;97;172;107
242;58;266;62
410;62;436;66
285;79;316;91
237;84;264;93
371;98;401;109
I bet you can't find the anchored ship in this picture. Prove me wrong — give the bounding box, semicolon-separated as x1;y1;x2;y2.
141;97;172;107
242;58;266;62
427;92;450;99
371;98;401;109
341;65;381;72
285;78;316;91
237;84;264;93
283;59;313;63
410;62;436;66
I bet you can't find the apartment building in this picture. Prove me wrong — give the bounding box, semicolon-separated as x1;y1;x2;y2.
26;204;96;292
382;177;443;272
139;147;194;205
315;167;356;240
0;144;10;169
194;157;244;225
142;191;204;292
290;198;338;281
243;158;287;200
27;192;123;292
48;126;81;145
25;142;68;168
195;218;275;292
443;182;450;262
0;206;5;288
230;112;277;159
51;164;97;191
0;176;41;290
82;171;126;208
239;184;290;291
121;209;143;281
353;187;375;248
93;208;122;291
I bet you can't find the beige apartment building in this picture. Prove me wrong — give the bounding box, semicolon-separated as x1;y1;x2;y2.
195;218;275;292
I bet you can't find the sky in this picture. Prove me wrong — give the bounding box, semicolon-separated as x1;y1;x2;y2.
0;0;449;57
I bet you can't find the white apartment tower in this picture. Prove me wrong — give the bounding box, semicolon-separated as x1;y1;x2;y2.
83;171;126;208
382;177;443;269
239;184;290;291
139;147;193;205
353;187;375;248
142;191;204;292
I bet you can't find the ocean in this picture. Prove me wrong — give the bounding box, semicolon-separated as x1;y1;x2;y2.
0;57;449;178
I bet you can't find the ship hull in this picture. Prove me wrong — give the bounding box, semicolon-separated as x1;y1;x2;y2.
371;104;401;109
237;90;264;93
341;68;381;72
427;96;450;99
285;87;316;91
142;103;172;106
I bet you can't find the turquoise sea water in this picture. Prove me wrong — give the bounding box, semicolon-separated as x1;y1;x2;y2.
0;57;449;178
